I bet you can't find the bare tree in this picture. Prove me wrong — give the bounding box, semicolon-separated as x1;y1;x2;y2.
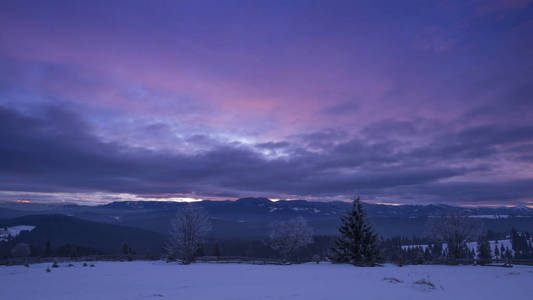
429;214;482;262
166;204;211;264
269;217;314;262
11;242;31;258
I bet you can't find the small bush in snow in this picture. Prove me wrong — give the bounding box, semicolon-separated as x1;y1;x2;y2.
312;254;321;264
52;262;59;268
83;263;88;267
46;267;51;273
395;256;403;267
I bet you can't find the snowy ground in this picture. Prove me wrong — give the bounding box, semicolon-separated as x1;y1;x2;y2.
1;261;532;300
0;225;35;242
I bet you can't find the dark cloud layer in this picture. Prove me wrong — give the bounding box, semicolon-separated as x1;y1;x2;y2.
1;104;532;205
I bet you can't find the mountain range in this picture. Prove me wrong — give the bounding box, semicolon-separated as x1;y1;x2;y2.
2;198;532;240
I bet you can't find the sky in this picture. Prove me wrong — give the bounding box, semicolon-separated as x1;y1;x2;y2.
1;0;533;206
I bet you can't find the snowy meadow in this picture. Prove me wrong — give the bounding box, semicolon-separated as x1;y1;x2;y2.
1;261;532;300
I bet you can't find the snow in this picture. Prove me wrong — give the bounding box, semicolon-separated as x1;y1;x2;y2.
1;262;532;300
402;239;515;258
402;244;430;251
0;225;35;242
468;215;509;219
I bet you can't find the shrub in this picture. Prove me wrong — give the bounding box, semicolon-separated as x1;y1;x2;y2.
312;254;321;264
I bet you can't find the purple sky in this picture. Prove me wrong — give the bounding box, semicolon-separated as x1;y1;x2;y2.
1;0;533;206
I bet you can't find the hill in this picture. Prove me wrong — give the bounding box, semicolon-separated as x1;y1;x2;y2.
0;215;165;255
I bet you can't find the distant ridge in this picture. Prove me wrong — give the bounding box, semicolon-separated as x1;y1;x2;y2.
1;198;532;238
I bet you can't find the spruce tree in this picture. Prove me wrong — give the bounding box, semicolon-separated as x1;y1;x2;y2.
477;235;492;265
494;244;500;260
43;241;52;257
214;241;221;257
329;196;379;266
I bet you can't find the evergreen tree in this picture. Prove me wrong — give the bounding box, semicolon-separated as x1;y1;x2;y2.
468;247;476;262
505;247;513;260
122;242;129;255
214;241;221;257
511;228;519;253
69;245;78;258
329;196;379;266
477;235;492;265
195;243;205;257
423;247;432;262
431;242;443;261
43;241;52;257
494;243;500;259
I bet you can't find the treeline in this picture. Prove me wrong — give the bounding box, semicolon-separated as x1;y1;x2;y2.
2;230;532;266
1;240;105;260
379;228;533;265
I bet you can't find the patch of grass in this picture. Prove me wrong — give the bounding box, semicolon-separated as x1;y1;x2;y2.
414;279;436;289
383;277;403;283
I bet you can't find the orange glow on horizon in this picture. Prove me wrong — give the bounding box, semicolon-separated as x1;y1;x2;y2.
15;200;32;203
374;202;402;206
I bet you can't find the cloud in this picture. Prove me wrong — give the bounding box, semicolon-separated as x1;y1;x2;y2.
323;101;360;115
1;1;533;205
1;103;532;205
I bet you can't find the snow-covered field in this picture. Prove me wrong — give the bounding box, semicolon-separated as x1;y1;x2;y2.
1;261;532;300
